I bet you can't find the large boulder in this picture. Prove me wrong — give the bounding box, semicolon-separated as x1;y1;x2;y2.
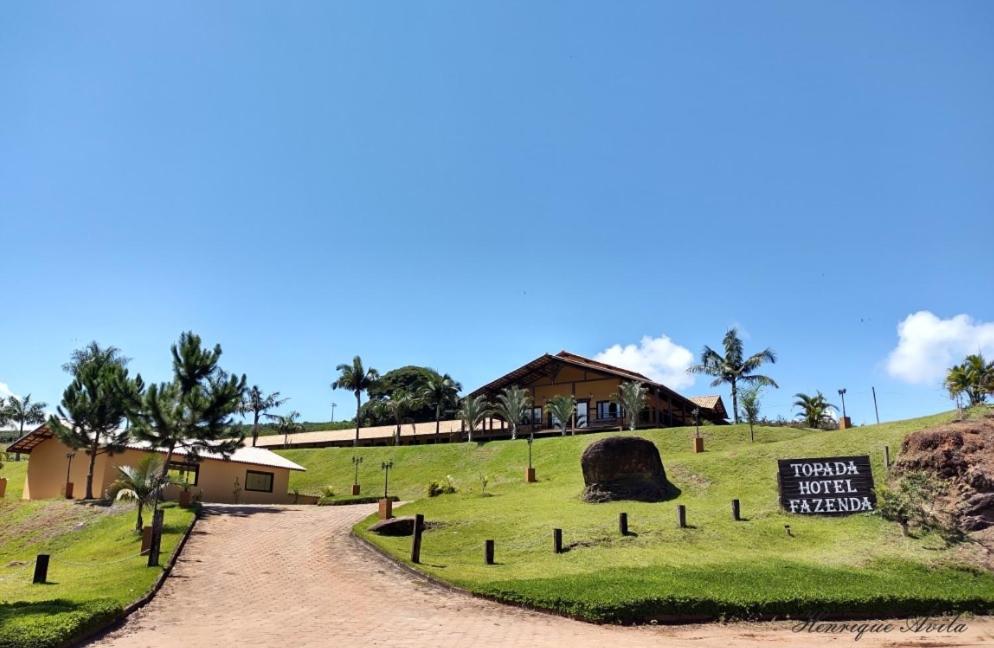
369;516;417;536
581;436;670;502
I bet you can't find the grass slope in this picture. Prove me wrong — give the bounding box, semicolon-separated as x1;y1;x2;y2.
1;460;27;500
281;410;994;622
0;500;194;648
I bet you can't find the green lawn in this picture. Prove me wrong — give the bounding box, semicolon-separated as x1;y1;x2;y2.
1;460;27;500
0;497;195;648
281;409;994;623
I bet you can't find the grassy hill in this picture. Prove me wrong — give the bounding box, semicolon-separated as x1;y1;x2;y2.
0;495;194;648
280;409;994;622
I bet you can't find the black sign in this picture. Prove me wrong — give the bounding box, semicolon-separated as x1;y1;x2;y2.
778;455;876;516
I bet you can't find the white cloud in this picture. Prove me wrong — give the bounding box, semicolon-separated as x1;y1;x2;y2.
0;382;14;401
594;334;695;389
886;311;994;384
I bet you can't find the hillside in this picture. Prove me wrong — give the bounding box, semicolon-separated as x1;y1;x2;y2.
280;409;994;622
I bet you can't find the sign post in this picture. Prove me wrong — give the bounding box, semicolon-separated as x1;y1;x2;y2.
777;455;876;516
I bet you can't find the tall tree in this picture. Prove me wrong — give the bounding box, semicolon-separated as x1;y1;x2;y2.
613;381;648;432
239;386;288;447
373;392;420;445
419;373;461;438
7;394;48;435
493;386;531;440
50;342;143;499
793;391;837;429
270;410;304;448
546;394;576;436
129;332;246;514
689;328;778;424
332;356;380;447
108;455;165;532
456;395;490;442
739;385;763;442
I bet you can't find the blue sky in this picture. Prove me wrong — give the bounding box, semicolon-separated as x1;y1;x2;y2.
2;1;993;426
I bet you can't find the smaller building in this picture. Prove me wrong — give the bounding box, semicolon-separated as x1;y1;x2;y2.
8;423;308;504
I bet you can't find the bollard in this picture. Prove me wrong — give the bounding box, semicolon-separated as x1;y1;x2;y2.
677;504;687;528
884;445;891;470
553;528;563;554
410;514;424;564
732;499;741;521
33;554;50;584
484;539;495;565
619;512;629;536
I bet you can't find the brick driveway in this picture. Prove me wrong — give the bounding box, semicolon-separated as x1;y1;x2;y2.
91;505;994;648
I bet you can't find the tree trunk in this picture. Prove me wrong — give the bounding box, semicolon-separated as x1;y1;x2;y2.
354;393;361;447
435;407;441;440
252;411;260;447
749;421;754;442
731;380;740;424
136;505;144;532
85;438;99;500
151;442;176;516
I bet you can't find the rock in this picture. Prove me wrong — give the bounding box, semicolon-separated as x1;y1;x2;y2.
581;436;670;503
369;516;417;536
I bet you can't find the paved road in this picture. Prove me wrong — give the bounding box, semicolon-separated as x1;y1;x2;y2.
91;505;994;648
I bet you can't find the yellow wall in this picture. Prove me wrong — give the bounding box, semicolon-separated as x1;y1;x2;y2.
23;438;299;504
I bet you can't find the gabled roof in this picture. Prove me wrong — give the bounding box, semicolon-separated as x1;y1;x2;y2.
689;395;728;419
468;350;701;411
7;423;305;472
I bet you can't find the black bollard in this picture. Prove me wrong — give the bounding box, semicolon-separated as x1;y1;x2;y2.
884;445;891;470
33;554;50;584
619;512;629;536
410;514;424;564
677;504;687;528
484;539;495;565
732;499;741;521
553;528;563;554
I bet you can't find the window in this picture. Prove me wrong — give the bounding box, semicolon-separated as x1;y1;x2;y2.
596;401;618;420
530;407;543;424
245;470;274;493
167;461;199;486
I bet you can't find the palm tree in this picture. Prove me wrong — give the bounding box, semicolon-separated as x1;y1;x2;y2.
944;364;971;410
613;381;648;431
739;385;763;442
419;373;461;439
948;354;992;407
270;411;304;448
456;395;490;442
546;394;576;436
493;386;532;440
332;356;380;447
7;393;47;436
374;392;419;445
239;386;288;447
793;392;837;429
689;328;778;424
109;455;165;532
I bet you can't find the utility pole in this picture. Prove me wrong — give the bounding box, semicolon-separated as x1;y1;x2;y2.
871;387;880;425
331;402;337;423
838;388;848;425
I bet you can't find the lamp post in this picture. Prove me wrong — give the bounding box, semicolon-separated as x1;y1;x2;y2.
64;452;76;499
351;455;363;495
525;433;536;482
838;388;848;428
693;408;701;438
381;460;393;498
331;402;337;423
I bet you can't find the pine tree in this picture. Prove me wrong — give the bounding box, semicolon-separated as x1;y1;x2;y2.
50;342;143;500
129;332;246;513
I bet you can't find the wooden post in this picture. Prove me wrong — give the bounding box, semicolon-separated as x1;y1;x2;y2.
732;499;741;521
484;539;495;565
32;554;50;584
884;445;891;470
677;505;687;528
410;514;424;564
619;512;629;536
553;528;563;554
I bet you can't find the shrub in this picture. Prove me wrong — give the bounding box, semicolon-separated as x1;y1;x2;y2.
321;485;335;498
427;481;443;497
428;476;458;497
0;599;121;648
